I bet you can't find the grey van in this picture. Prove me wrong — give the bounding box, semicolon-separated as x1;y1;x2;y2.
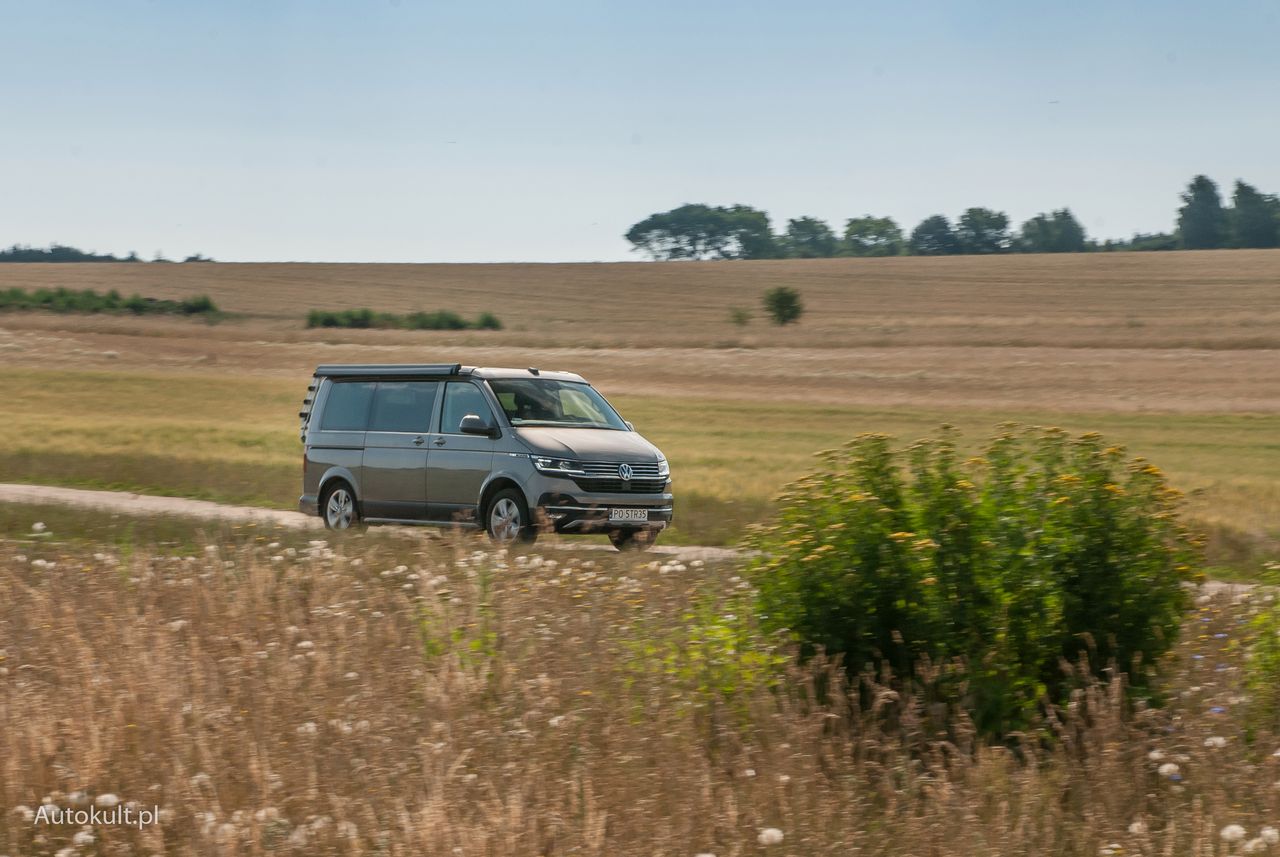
298;364;672;550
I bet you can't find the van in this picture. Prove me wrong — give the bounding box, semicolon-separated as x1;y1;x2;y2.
299;364;672;550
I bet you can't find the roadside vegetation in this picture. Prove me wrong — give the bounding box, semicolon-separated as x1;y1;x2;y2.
1;510;1278;855
306;308;502;331
0;287;218;317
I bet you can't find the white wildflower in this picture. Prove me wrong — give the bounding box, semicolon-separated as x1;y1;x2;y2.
1244;838;1267;854
1147;749;1165;761
32;522;46;533
1204;736;1228;749
757;828;784;846
1262;827;1279;844
548;715;567;728
296;722;318;736
72;830;95;846
1128;820;1147;835
1158;762;1180;777
95;793;119;808
1222;824;1248;843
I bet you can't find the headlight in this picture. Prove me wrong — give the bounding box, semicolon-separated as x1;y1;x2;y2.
532;456;585;477
657;458;670;477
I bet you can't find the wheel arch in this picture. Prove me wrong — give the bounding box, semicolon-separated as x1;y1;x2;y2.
318;466;360;509
478;476;525;521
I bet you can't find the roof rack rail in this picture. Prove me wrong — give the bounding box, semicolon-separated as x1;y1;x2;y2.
312;363;462;377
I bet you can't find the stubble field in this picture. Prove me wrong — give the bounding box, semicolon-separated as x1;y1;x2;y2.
0;250;1277;571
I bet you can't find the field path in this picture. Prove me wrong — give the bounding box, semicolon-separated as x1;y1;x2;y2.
0;483;740;561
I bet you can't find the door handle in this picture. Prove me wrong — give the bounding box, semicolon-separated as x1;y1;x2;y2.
412;436;425;446
433;438;447;447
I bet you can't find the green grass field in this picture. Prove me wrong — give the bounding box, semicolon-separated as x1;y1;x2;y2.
3;368;1276;574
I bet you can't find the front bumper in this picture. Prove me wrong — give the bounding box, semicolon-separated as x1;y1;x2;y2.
536;490;673;533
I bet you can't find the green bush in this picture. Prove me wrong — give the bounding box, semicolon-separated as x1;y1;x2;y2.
745;426;1201;736
1246;561;1280;734
0;287;218;317
305;308;503;331
762;286;803;325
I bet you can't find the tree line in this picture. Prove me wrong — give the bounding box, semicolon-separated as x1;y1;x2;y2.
625;175;1280;260
0;245;214;263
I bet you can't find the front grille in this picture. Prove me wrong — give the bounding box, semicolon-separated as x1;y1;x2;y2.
578;461;663;478
570;460;666;493
571;477;669;494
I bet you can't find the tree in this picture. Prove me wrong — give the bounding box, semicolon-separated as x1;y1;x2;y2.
908;215;961;256
625;204;779;260
1017;208;1087;253
956;207;1011;254
843;216;903;257
783;216;838;258
1177;175;1227;249
1229;180;1280;249
763;286;803;325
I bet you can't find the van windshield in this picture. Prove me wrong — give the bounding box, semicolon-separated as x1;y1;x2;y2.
487;379;627;430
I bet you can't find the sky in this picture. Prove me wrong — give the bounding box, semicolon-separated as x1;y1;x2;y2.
2;0;1278;263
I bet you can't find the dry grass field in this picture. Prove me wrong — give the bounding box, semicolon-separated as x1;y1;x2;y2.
1;514;1278;856
0;251;1278;568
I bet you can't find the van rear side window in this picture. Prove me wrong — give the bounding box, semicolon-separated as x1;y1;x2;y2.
319;381;375;431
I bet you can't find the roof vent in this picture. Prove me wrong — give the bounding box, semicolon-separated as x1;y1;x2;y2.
528;367;540;375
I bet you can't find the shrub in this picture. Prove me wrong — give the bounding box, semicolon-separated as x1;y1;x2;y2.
728;306;752;327
0;287;218;316
762;286;803;325
305;308;503;331
745;426;1202;736
1245;562;1280;734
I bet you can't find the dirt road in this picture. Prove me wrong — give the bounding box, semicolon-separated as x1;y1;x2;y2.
0;483;741;561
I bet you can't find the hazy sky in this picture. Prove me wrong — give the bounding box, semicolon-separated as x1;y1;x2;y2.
4;0;1278;262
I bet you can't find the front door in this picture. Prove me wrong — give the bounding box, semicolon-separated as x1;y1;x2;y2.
361;380;440;520
427;380;498;523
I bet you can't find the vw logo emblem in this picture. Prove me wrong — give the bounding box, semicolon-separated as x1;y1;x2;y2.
618;463;633;481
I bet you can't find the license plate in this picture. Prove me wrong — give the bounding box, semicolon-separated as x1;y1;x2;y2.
608;508;649;523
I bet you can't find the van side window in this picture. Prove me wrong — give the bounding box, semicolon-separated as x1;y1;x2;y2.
440;382;494;433
369;381;439;433
319;381;375;431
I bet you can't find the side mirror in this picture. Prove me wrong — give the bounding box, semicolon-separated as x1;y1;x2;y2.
459;414;498;437
624;420;634;431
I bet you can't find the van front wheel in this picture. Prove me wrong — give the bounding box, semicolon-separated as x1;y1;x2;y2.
609;528;658;552
486;489;537;546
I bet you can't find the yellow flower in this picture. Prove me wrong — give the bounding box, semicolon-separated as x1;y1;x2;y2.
889;531;915;542
1053;496;1071;506
922;577;938;586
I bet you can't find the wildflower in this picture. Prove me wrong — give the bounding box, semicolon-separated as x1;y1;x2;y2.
32;521;47;533
1262;827;1280;845
72;830;95;847
757;828;784;846
1147;749;1165;762
548;716;567;728
95;793;119;808
1204;736;1227;749
1244;838;1267;854
778;774;791;784
1158;762;1180;778
1128;820;1147;835
1099;844;1123;856
1222;825;1247;843
296;722;318;736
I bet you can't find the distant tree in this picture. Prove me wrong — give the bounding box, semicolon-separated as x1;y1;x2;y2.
783;216;838;258
1017;208;1087;253
956;207;1011;254
762;286;804;325
728;306;752;326
1177;175;1227;249
843;216;903;257
625;203;779;260
1229;180;1280;249
909;215;961;255
724;204;782;259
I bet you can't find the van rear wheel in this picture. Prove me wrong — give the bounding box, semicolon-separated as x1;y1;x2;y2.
322;481;361;531
609;528;657;552
486;488;537;546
